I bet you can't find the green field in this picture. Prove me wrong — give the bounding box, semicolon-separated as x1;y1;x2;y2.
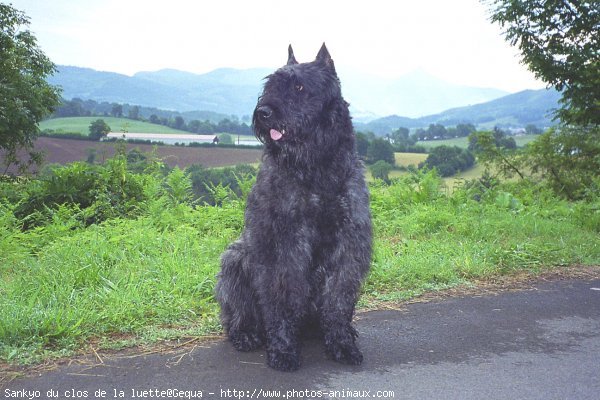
40;117;189;135
394;152;428;168
388;153;486;188
416;134;539;149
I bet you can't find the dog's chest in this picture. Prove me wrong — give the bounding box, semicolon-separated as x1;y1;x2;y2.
304;190;350;230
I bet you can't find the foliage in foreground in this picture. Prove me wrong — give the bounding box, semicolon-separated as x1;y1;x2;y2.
471;126;600;200
1;160;599;364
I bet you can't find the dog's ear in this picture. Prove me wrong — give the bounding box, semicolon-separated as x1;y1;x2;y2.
287;45;298;65
316;43;336;72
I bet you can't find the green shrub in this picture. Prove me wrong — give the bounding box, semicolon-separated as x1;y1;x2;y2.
14;157;146;228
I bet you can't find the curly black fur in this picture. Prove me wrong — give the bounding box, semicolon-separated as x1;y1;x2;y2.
215;44;372;372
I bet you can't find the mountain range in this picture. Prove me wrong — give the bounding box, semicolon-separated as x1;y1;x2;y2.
356;87;561;134
48;65;560;133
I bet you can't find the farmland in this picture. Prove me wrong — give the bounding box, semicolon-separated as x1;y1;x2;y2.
3;137;262;173
40;117;190;136
394;152;428;168
416;134;539;149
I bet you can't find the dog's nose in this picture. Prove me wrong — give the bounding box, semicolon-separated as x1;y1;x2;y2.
256;105;273;120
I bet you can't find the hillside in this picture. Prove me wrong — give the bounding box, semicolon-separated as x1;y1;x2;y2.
49;66;268;116
49;65;509;119
48;66;559;135
419;88;561;128
354;88;560;135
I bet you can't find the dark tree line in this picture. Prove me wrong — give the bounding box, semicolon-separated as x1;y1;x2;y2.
415;123;476;141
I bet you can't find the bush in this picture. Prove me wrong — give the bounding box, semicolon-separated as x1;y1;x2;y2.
14;157;147;228
186;164;257;205
370;160;393;182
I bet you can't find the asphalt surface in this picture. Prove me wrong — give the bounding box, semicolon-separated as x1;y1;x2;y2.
4;277;600;400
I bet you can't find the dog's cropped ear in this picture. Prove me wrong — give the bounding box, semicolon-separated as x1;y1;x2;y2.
287;45;298;65
316;43;336;72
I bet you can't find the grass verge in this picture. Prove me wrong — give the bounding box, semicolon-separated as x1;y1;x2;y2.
1;168;599;365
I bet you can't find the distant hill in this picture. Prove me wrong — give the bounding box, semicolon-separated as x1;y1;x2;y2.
48;65;558;134
48;65;510;119
50;66;267;116
354;88;561;135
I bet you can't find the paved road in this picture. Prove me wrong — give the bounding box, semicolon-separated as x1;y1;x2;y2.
4;278;600;400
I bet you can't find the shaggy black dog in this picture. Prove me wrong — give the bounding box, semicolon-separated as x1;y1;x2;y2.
215;44;372;372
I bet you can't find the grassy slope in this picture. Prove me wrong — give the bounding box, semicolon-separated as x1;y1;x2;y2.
40;117;190;135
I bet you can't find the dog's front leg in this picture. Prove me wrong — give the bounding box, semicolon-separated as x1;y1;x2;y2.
319;228;371;365
258;259;310;372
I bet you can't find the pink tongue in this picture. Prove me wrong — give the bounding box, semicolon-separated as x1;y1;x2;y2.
270;129;283;141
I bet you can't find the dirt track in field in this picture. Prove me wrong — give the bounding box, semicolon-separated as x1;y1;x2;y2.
1;137;263;174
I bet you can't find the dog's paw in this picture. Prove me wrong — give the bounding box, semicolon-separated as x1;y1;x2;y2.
267;349;301;372
229;330;263;352
325;341;363;365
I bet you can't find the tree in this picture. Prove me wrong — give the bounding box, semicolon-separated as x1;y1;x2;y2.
1;4;61;173
149;114;160;124
128;105;140;120
469;128;516;152
367;138;395;165
110;103;123;118
369;160;393;182
525;124;543;135
89;119;111;140
171;116;185;130
485;0;599;126
469;131;525;179
525;125;599;200
355;132;369;158
390;127;410;143
483;1;599;199
420;146;475;177
455;123;476;138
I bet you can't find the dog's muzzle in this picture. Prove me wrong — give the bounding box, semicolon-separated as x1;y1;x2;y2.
254;105;285;141
256;105;273;120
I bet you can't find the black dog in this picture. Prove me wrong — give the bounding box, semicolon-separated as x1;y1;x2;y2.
215;44;372;372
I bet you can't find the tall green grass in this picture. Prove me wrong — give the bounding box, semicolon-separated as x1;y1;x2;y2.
1;163;599;364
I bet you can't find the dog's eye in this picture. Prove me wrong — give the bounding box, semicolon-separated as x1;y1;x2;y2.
295;84;303;92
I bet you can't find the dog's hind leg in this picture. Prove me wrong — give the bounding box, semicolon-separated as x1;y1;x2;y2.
215;240;264;352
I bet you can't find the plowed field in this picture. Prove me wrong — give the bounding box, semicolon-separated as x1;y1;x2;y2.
1;137;262;174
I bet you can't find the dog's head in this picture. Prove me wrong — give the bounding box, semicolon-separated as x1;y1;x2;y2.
253;44;345;147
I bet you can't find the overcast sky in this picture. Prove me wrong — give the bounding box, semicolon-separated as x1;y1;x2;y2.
12;0;546;92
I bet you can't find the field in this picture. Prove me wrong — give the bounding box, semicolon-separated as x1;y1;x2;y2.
416;134;539;149
394;152;428;168
12;138;483;190
1;137;262;173
40;117;190;135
